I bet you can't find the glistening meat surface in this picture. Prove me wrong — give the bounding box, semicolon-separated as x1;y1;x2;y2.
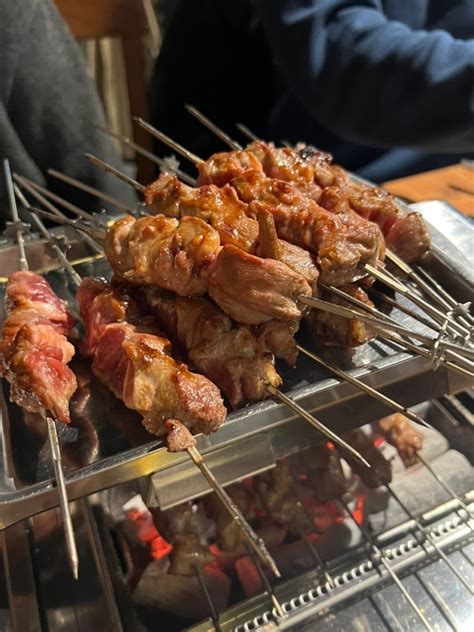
145;173;319;286
305;284;375;348
209;245;311;325
0;271;77;423
231;170;384;286
196;150;263;187
77;277;227;438
105;215;220;295
143;289;282;408
145;173;259;253
105;215;312;325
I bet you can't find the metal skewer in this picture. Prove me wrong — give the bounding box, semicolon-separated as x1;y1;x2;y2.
266;385;370;469
194;564;223;632
369;287;441;333
44;413;79;580
302;296;434;347
84;153;146;193
236;123;260;142
414;265;474;328
296;345;430;428
134;117;203;166
320;282;445;340
185;105;243;151
302;533;335;589
362;264;471;341
373;328;474;379
47;169;137;213
12;174;109;227
3;159;79;580
14;176;103;255
94;124;197;186
320;284;472;372
4;164;28;271
185;445;280;578
302;295;474;371
244;543;286;620
384;483;473;594
339;497;434;632
386;249;474;329
23;206;282;581
14;186;82;287
26;208;107;244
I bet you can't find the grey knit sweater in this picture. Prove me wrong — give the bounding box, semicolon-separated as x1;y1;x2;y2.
0;0;137;227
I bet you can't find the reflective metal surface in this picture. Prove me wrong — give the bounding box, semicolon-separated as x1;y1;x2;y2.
0;206;472;529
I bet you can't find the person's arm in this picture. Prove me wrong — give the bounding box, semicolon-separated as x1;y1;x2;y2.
254;0;474;152
2;0;136;214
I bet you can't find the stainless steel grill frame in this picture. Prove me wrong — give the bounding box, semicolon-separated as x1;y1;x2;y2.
0;200;472;631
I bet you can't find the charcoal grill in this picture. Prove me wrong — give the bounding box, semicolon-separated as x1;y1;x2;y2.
0;199;472;630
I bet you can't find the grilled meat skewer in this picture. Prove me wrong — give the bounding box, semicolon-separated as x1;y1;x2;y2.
0;271;77;424
77;277;227;437
105;214;312;326
193;137;430;264
145;171;383;287
143;288;283;407
1;161;80;579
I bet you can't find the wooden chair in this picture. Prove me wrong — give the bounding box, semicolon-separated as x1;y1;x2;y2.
54;0;155;184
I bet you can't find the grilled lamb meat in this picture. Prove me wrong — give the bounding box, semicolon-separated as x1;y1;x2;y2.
247;140;324;200
145;173;259;253
342;429;392;487
306;284;375;347
105;215;312;325
230;170;384;286
255;319;299;367
196;149;263;187
255;461;313;536
375;413;423;467
256;209;319;287
77;277;226;438
295;143;347;188
0;271;77;423
165;419;197;452
246;140;430;263
290;445;348;502
144;170;382;287
143;289;282;407
320;183;430;263
208;244;311;325
105;214;220;295
145;173;319;286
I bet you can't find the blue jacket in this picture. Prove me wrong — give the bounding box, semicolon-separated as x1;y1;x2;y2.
254;0;474;181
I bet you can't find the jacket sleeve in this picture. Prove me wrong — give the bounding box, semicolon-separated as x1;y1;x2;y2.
3;0;137;213
254;0;474;152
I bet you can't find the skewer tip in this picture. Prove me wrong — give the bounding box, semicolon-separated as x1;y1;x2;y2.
71;554;80;580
